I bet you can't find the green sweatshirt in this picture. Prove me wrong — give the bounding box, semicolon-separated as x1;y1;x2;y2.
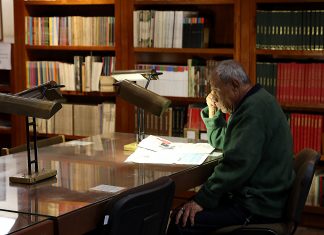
194;85;295;218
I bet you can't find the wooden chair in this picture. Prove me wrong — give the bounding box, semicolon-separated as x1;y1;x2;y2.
1;135;65;156
210;148;320;235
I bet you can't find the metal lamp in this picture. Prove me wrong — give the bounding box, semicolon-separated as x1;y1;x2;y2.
112;69;171;143
0;81;64;184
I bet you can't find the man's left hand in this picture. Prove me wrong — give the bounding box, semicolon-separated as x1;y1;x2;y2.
175;200;203;227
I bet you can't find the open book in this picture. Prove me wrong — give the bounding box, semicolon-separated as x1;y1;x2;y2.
125;135;220;165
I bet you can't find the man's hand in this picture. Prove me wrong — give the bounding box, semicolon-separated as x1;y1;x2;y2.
206;91;218;118
175;201;203;227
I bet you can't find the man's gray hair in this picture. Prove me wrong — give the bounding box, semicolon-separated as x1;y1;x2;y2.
213;60;250;84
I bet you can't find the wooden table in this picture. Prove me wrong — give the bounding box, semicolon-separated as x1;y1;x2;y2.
0;133;220;234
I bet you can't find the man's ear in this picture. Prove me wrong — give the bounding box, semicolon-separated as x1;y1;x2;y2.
231;79;240;91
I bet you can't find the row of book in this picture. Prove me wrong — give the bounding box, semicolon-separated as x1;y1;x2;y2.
25;16;115;46
35;102;115;137
26;57;217;96
135;108;324;155
133;10;209;48
287;113;323;154
135;59;217;98
26;56;116;92
134;104;207;138
256;10;324;50
134;106;187;137
256;62;324;104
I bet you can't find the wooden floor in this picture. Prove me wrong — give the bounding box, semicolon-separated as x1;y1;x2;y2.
295;227;324;235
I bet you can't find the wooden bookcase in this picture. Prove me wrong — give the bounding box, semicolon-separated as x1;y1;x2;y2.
251;0;324;228
115;0;242;135
12;0;244;142
10;0;324;228
13;0;123;146
12;0;324;154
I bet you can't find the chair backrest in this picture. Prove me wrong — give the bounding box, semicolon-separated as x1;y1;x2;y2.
99;176;175;235
1;135;65;156
285;148;320;234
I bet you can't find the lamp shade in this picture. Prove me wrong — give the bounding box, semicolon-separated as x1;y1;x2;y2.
116;80;171;117
0;93;62;119
16;80;65;101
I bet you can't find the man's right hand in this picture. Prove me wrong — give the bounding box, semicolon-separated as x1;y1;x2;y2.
206;91;218;118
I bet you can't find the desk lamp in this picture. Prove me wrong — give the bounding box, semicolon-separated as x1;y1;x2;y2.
112;69;171;147
0;81;64;184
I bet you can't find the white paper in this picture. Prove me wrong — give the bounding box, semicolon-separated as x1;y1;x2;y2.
125;135;215;165
89;184;125;193
137;135;174;152
111;73;146;81
0;43;11;70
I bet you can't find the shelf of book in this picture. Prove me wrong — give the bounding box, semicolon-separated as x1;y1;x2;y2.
134;47;234;55
10;0;324;228
253;0;324;226
116;0;239;135
256;49;324;57
33;102;116;138
24;0;115;6
13;0;121;146
26;45;115;52
254;2;324;158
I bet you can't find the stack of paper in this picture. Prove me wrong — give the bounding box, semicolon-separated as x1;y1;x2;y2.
125;135;217;165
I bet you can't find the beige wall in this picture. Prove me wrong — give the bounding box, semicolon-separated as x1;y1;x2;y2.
1;0;14;43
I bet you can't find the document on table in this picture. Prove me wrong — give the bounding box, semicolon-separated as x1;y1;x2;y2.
125;135;217;165
89;184;125;193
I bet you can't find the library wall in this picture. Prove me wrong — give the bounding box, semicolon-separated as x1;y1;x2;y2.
8;0;324;228
2;0;14;43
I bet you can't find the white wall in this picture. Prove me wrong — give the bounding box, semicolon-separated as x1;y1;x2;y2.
1;0;14;43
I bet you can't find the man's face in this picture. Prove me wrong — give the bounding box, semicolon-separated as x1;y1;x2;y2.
210;75;236;113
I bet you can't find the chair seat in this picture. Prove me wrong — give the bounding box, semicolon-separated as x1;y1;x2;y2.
211;223;288;235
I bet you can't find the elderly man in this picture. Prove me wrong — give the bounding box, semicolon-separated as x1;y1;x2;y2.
168;59;295;235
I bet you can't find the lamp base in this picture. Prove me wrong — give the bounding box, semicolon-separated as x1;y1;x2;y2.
123;142;138;151
9;169;57;184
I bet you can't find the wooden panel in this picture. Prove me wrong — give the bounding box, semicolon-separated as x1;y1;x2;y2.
24;0;115;5
11;220;54;235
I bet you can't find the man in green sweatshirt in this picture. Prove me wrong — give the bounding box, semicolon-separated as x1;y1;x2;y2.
168;60;295;235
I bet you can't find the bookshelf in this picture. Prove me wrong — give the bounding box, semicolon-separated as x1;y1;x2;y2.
12;0;242;143
12;0;324;157
253;0;324;155
115;0;241;136
10;0;324;228
253;0;324;228
13;0;122;146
